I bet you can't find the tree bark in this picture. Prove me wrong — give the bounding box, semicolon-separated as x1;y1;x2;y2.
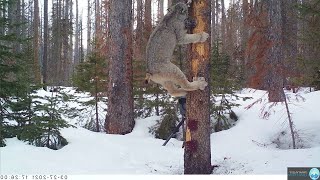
43;0;48;87
265;0;285;102
144;0;152;39
158;0;164;20
211;0;216;47
105;0;135;134
135;0;144;59
87;0;92;54
74;0;80;68
281;0;298;88
221;0;227;53
184;0;212;174
33;0;41;83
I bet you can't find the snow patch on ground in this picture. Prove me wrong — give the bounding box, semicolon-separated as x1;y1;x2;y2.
1;88;319;174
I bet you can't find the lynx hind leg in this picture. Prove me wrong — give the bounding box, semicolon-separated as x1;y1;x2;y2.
167;63;208;91
162;81;187;97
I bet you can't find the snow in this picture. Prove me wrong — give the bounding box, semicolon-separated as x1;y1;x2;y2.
1;88;320;175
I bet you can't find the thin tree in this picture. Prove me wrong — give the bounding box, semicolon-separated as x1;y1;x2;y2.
144;0;152;39
43;0;48;87
33;0;41;83
158;0;164;20
184;0;212;174
135;0;144;59
87;0;92;54
281;0;298;91
211;0;216;47
74;0;80;68
221;0;227;52
105;0;135;134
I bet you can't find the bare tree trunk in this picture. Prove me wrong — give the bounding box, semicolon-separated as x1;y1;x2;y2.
68;0;73;85
105;0;134;134
135;0;143;59
158;0;164;20
211;0;216;47
87;0;92;54
282;89;296;149
221;0;227;53
74;0;80;68
184;0;212;174
79;17;84;63
94;68;100;132
144;0;152;39
265;0;285;102
43;0;48;87
33;0;41;83
281;0;298;90
241;0;249;53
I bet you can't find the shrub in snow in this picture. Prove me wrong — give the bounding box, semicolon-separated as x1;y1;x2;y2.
10;87;71;150
149;106;179;140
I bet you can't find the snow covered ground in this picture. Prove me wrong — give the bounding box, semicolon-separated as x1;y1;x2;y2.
1;88;319;175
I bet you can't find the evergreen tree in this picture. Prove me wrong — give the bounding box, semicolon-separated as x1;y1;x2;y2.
0;0;30;146
296;0;320;90
15;90;71;150
72;52;108;132
210;45;244;132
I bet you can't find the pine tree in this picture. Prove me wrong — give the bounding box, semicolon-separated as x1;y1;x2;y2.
72;52;108;132
14;90;71;150
105;0;135;134
0;0;31;146
210;46;241;132
184;0;212;174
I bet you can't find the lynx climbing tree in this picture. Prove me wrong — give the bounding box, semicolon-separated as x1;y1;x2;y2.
184;0;212;174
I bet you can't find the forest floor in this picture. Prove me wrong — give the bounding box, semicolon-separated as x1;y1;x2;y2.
1;88;320;175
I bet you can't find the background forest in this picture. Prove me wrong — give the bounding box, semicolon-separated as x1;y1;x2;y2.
0;0;320;174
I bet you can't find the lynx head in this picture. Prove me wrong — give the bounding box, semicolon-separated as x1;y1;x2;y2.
168;2;188;21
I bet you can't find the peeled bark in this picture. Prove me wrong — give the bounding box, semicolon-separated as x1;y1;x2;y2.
184;0;212;174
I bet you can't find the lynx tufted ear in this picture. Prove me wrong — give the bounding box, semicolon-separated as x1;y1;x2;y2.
176;4;187;14
168;3;187;14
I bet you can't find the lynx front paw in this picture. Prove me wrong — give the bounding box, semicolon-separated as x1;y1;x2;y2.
193;77;208;90
198;80;208;90
199;32;209;42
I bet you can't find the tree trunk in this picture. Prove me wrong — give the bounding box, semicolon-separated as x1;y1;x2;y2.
74;0;80;68
184;0;212;174
105;0;134;134
158;0;164;20
265;0;285;102
87;0;92;54
240;0;249;85
144;0;152;39
33;0;41;83
135;0;144;59
211;0;216;47
281;0;298;88
221;0;227;53
95;69;100;132
43;0;48;87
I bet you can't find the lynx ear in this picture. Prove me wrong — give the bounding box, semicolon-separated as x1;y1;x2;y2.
167;7;173;13
175;5;183;14
174;3;187;14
